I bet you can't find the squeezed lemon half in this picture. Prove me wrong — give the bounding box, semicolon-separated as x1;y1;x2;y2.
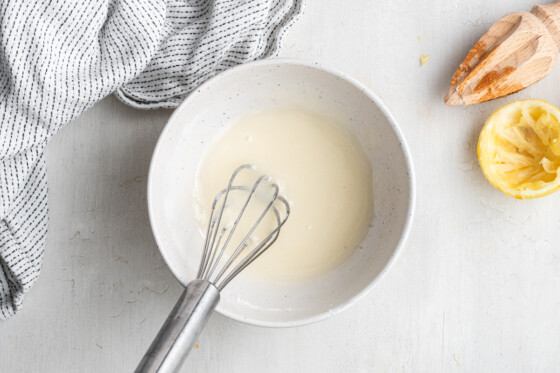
478;99;560;199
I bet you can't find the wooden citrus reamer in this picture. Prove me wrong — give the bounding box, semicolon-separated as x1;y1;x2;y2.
445;1;560;106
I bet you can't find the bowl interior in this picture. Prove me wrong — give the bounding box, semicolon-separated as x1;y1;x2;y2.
148;60;413;327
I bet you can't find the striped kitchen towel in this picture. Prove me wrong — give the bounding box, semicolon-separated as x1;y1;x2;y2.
0;0;302;319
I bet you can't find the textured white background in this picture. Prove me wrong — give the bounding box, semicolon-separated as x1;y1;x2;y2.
2;0;560;371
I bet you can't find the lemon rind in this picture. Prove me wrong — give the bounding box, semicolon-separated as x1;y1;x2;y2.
477;99;560;199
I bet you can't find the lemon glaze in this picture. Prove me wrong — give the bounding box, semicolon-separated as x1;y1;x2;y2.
193;109;374;283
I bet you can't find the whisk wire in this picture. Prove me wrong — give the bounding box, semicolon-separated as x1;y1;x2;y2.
218;197;289;290
196;165;290;290
206;175;269;281
198;165;252;279
213;182;279;286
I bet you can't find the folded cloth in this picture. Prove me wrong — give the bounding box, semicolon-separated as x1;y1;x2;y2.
0;0;302;319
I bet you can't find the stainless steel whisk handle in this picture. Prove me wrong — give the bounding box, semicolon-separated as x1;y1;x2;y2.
135;280;220;373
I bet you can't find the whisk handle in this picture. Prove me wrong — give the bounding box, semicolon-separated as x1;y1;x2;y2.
135;279;220;373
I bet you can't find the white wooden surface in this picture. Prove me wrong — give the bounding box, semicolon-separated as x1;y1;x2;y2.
2;1;560;372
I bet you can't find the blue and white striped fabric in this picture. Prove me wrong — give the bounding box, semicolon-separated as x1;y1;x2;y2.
0;0;302;319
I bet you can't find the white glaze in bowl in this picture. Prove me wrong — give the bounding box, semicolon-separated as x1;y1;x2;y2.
148;59;415;327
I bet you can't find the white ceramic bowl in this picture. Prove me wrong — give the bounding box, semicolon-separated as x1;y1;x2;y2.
148;59;415;327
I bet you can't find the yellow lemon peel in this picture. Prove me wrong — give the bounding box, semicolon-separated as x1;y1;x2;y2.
478;99;560;199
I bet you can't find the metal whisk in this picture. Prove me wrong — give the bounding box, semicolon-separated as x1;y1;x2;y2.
136;165;290;373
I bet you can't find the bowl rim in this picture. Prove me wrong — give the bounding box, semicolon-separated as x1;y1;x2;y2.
147;58;416;328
